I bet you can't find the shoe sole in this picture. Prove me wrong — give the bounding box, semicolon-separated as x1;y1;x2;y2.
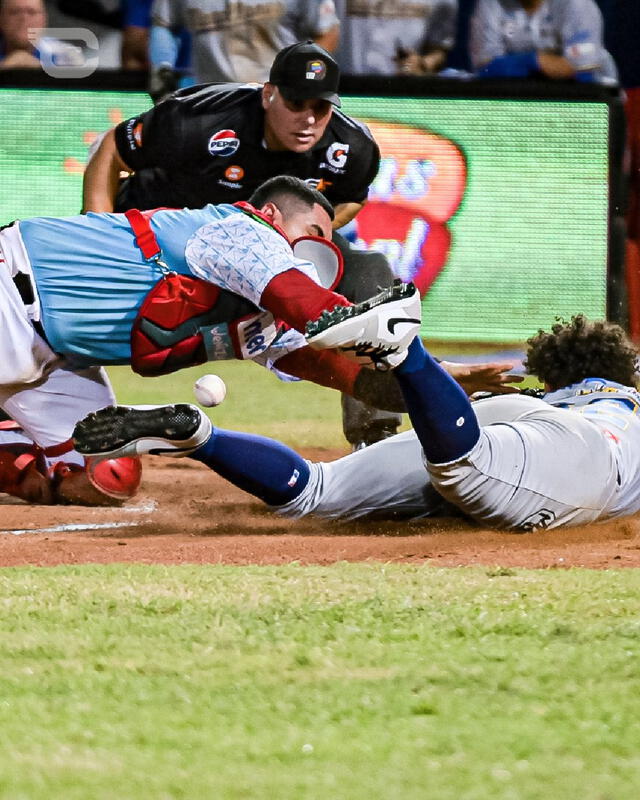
73;404;212;459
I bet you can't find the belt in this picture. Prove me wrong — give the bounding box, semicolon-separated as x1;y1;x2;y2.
12;271;51;347
13;271;35;304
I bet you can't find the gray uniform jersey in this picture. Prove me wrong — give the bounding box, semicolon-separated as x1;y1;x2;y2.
152;0;339;83
469;0;618;84
335;0;457;75
278;381;640;530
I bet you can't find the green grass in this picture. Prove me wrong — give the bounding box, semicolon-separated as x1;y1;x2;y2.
2;563;640;799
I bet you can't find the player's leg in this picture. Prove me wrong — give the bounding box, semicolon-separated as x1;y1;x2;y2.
393;337;481;463
278;429;451;520
191;428;310;506
74;403;311;507
427;407;620;530
0;364;141;505
282;395;551;520
73;404;445;519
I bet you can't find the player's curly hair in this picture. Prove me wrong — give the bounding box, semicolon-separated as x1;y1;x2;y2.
524;314;639;390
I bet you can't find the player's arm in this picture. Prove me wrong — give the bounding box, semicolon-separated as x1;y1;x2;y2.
82;128;132;213
83;98;185;213
276;346;407;412
535;51;580;79
332;201;364;231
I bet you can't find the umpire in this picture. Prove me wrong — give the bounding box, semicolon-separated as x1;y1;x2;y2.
82;40;401;450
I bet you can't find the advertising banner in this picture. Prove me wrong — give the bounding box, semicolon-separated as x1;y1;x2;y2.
0;87;615;342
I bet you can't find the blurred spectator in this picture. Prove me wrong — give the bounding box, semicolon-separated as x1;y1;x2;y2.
1;0;84;69
46;0;122;68
119;0;193;104
121;0;151;69
446;0;473;71
335;0;457;76
121;0;192;76
149;0;339;84
470;0;618;85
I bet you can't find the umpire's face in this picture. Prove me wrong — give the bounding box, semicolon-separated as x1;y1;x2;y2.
261;85;333;153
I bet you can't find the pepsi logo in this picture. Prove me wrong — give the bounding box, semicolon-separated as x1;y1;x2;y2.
208;129;240;157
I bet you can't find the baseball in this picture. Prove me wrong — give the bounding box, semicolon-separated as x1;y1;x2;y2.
193;373;227;407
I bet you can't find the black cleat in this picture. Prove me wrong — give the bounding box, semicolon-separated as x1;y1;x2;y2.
73;404;212;459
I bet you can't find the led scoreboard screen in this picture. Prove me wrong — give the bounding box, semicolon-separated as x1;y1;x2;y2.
0;84;619;342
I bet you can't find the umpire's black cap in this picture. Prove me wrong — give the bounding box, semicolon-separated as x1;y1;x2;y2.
269;41;341;107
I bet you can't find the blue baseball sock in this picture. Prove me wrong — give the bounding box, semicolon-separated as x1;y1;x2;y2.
394;338;480;463
190;429;310;506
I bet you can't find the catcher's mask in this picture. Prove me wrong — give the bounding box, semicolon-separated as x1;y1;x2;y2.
291;235;343;291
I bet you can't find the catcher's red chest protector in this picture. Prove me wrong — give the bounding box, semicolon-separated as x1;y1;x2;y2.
130;273;278;376
126;208;278;377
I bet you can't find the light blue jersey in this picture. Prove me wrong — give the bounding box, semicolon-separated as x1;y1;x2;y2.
545;379;640;518
21;205;230;364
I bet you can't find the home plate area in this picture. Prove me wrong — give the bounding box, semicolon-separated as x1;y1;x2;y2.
1;452;640;569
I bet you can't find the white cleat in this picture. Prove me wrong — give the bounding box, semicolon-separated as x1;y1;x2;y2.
305;280;421;369
73;404;212;459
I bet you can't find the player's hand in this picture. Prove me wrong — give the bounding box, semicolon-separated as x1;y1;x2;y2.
440;360;524;396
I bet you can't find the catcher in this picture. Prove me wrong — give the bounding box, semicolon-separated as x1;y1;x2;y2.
0;176;516;507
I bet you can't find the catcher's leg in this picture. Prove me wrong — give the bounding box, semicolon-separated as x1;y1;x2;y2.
0;364;142;506
0;428;141;506
331;233;404;448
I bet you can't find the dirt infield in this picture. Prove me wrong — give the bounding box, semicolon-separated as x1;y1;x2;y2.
2;451;640;569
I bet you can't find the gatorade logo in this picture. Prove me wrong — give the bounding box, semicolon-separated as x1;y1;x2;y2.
326;142;349;169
